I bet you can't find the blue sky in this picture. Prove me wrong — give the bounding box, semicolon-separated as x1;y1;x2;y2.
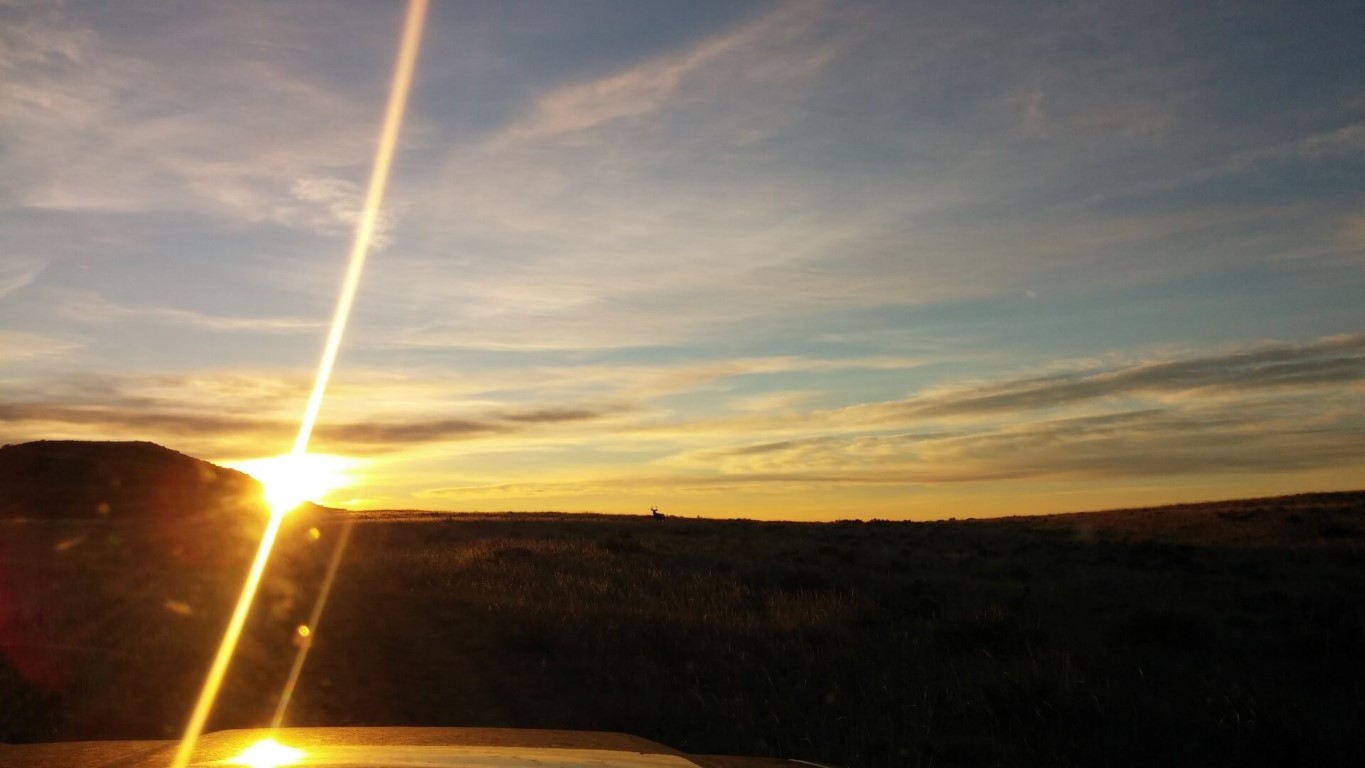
2;0;1363;519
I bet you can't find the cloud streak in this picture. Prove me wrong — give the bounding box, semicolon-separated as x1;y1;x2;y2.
2;332;1361;516
57;292;327;333
0;2;396;238
0;331;81;363
0;257;46;299
897;334;1365;419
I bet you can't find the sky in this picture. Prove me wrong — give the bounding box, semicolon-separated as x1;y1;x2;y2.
1;0;1363;520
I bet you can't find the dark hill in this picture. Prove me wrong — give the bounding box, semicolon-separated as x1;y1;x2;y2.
0;440;263;519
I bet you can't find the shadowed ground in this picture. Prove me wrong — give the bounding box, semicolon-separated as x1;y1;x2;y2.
2;492;1363;768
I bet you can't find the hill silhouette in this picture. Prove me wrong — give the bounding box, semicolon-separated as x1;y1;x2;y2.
0;440;263;519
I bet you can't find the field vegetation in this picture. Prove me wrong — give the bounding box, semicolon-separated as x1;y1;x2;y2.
2;492;1363;767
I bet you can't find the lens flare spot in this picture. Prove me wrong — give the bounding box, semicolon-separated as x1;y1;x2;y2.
307;527;322;542
227;454;358;513
227;738;304;768
164;600;193;616
296;624;311;638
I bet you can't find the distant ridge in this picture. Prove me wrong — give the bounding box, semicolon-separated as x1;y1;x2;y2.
0;440;263;520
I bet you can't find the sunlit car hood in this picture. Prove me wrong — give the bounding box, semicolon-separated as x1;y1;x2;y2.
0;726;810;768
199;744;697;767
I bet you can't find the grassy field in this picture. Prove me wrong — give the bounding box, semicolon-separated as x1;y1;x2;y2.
2;492;1363;767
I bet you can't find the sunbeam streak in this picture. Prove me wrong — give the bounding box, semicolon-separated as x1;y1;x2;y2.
292;0;428;459
270;518;356;729
169;3;429;767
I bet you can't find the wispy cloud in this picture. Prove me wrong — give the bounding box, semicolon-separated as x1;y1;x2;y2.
0;401;279;440
0;331;81;363
409;337;1365;505
490;0;834;147
1081;120;1365;212
695;400;1359;478
2;332;1361;514
270;176;402;248
624;335;1365;494
0;256;46;299
892;333;1365;420
57;291;326;333
0;364;632;457
358;0;1362;359
0;3;395;238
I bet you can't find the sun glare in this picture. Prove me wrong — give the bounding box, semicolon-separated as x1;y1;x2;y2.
229;454;356;513
170;3;428;767
226;738;304;768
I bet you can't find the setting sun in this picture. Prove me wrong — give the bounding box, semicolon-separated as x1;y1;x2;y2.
227;454;357;513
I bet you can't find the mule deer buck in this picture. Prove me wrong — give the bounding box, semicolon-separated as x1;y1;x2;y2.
650;506;664;521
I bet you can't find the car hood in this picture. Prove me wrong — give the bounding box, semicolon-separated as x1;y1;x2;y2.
0;726;807;768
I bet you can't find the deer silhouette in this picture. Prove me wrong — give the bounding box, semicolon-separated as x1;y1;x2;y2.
650;506;663;521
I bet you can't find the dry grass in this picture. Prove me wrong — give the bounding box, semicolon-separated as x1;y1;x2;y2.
2;492;1363;767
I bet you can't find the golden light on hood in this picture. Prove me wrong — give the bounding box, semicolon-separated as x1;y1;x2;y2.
224;738;304;768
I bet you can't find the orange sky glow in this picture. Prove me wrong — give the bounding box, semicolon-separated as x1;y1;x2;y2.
2;1;1363;521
